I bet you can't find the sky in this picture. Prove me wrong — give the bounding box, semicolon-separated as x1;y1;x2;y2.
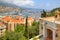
0;0;60;10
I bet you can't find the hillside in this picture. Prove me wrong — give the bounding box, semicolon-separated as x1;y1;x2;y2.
0;6;20;13
0;1;43;19
50;7;60;16
51;7;60;12
0;1;22;13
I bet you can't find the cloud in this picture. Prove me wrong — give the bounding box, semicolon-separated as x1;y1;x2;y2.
0;0;34;6
14;0;34;6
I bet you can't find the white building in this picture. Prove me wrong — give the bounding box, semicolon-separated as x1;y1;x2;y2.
0;22;6;36
39;10;60;40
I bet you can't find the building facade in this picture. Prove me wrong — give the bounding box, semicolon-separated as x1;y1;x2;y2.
39;10;60;40
0;16;34;31
0;22;6;36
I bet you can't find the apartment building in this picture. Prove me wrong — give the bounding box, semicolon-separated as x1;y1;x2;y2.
27;17;34;26
0;16;34;31
0;22;6;36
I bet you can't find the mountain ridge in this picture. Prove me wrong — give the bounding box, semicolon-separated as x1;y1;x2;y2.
0;1;43;11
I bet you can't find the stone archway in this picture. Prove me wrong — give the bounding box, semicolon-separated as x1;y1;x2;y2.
45;29;53;40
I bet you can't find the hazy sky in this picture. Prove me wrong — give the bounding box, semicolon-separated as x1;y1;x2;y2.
0;0;60;10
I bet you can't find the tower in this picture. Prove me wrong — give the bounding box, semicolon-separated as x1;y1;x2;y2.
55;10;60;19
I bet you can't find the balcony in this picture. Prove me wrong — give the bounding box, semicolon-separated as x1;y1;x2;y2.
45;21;57;30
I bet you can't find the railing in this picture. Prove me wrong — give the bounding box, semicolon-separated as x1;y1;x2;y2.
0;26;6;30
45;21;56;29
30;34;42;40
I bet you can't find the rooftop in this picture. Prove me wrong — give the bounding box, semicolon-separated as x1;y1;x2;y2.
3;16;12;21
15;16;22;19
39;16;60;24
27;17;34;21
10;19;24;23
39;16;55;22
2;16;34;23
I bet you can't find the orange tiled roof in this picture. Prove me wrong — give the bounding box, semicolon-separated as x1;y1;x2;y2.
16;16;22;19
10;19;24;23
3;16;13;21
3;16;24;23
27;17;34;20
3;16;34;23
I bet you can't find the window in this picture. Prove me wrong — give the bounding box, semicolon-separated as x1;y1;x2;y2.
41;27;43;29
56;33;58;37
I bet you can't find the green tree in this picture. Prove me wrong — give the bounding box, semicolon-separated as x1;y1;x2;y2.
32;21;39;26
0;24;27;40
41;10;46;17
0;30;26;40
15;24;24;33
50;7;60;16
28;21;39;39
24;16;29;40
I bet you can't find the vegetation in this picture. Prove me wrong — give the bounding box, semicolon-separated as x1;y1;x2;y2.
51;7;60;12
33;37;38;40
0;25;27;40
41;10;47;17
50;12;55;16
50;7;60;16
15;24;24;33
41;8;60;17
0;31;26;40
24;16;29;40
29;21;39;39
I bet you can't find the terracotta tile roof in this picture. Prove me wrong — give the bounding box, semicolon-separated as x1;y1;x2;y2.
10;19;24;23
2;16;25;23
15;16;22;19
27;17;34;20
2;16;34;24
3;16;13;21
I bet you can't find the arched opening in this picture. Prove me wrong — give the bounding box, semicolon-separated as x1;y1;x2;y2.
55;15;57;18
45;29;53;40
